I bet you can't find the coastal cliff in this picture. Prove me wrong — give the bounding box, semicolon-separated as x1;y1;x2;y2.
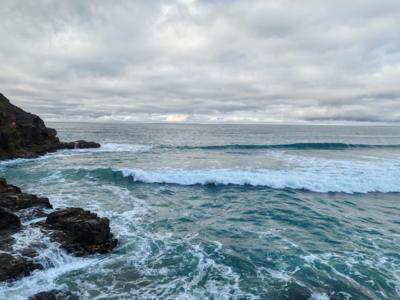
0;93;100;160
0;94;117;299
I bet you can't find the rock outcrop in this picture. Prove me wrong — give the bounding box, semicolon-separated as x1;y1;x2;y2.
0;93;100;160
28;289;80;300
44;208;118;255
0;253;42;282
0;93;116;297
0;206;21;230
0;178;52;211
0;178;117;283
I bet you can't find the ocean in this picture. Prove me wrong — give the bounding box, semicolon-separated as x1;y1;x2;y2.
1;123;400;300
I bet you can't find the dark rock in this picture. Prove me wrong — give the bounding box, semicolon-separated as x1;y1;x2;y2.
74;140;100;149
28;289;80;300
45;208;118;255
0;232;15;252
0;253;42;282
20;247;38;258
60;140;100;150
0;93;60;160
0;93;100;160
0;206;21;230
0;177;52;211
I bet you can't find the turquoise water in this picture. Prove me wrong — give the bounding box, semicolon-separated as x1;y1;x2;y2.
1;123;400;299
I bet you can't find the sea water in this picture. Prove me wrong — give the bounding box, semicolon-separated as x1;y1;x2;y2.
0;123;399;300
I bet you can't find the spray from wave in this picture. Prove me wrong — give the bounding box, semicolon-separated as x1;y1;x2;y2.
53;154;400;193
116;161;400;193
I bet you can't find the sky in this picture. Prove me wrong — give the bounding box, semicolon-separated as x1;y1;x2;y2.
1;0;400;123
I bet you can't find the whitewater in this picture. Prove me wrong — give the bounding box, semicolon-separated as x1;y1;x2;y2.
1;123;399;299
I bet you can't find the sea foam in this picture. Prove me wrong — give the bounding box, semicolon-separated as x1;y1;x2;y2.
116;157;400;193
76;143;154;153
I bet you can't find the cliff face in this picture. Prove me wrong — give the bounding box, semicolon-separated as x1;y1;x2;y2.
0;94;115;286
0;93;99;160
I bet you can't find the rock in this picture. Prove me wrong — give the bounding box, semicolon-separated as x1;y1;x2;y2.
0;93;100;160
0;253;42;282
20;247;38;258
28;290;80;300
74;140;100;149
59;140;100;150
45;208;118;255
0;232;15;252
0;177;52;211
0;93;60;160
0;206;21;230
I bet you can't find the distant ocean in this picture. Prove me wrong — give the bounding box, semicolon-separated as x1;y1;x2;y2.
1;123;400;300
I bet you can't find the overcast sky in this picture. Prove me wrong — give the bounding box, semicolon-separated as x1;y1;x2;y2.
1;0;400;123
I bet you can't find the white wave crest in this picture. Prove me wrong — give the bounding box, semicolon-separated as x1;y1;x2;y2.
73;143;154;153
0;144;153;169
117;158;400;193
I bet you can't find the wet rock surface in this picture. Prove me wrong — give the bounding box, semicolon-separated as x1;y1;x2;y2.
0;253;42;282
28;289;80;300
0;206;21;230
0;178;118;285
45;208;118;255
0;178;52;211
0;94;115;299
59;140;101;149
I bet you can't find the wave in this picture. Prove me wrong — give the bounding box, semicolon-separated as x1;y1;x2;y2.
76;143;154;153
62;156;400;193
116;165;400;193
0;144;153;168
172;142;400;151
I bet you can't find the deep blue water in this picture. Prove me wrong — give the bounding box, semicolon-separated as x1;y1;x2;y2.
1;123;400;300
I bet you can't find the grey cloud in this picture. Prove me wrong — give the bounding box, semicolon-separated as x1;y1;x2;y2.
0;0;399;123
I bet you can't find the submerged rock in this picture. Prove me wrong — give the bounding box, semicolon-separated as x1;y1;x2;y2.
28;290;80;300
0;253;42;282
45;208;118;255
0;93;100;160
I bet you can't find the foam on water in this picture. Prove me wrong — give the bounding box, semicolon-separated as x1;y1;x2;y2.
0;178;256;300
0;225;97;300
76;143;154;153
0;144;153;169
2;123;400;299
310;293;330;300
116;156;400;193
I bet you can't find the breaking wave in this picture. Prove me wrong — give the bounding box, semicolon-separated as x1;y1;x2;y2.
116;162;400;193
58;155;400;193
77;143;154;153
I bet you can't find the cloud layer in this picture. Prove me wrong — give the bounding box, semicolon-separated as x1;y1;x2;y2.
1;0;400;123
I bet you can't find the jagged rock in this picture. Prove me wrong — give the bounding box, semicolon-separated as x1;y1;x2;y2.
0;253;42;282
28;290;80;300
74;140;100;149
0;206;21;230
0;177;52;211
60;140;101;149
0;93;100;160
44;208;118;255
20;247;38;258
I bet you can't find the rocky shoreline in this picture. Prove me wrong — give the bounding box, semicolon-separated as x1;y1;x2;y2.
0;94;118;299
